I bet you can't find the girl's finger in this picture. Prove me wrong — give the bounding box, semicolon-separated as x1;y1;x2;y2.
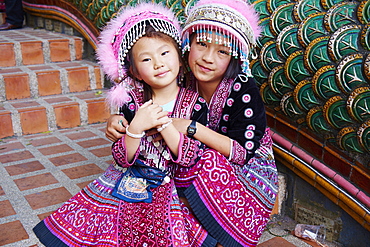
158;116;171;124
153;134;164;142
151;105;163;113
157;111;169;119
146;129;158;136
139;99;153;108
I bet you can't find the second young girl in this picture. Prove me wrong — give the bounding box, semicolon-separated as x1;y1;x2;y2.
33;3;210;246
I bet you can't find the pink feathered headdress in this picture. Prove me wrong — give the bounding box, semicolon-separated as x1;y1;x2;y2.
96;3;182;107
182;0;261;76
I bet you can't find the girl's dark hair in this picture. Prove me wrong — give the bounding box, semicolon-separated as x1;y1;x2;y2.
125;24;183;101
224;56;241;79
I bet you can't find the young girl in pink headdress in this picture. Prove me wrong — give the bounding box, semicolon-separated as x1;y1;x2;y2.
173;1;278;246
106;0;279;246
33;3;210;246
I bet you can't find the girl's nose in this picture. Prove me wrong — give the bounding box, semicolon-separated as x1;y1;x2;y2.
202;49;214;63
154;60;164;69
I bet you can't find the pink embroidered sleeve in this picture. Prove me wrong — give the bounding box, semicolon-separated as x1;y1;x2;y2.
229;139;249;165
111;135;140;167
172;133;204;167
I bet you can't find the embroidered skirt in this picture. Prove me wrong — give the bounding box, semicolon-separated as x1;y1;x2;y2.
176;130;279;247
33;164;213;246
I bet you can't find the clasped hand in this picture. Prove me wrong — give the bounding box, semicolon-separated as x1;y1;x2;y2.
105;100;191;142
130;100;170;133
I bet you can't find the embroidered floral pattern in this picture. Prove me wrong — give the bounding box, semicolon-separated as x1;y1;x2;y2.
245;129;255;139
242;93;251;103
244;108;254;118
208;78;233;131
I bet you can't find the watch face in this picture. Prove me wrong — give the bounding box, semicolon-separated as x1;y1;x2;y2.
188;127;195;135
187;121;197;136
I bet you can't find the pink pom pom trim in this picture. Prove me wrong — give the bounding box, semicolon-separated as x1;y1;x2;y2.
105;83;130;108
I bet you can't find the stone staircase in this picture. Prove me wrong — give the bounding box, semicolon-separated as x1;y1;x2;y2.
0;27;110;139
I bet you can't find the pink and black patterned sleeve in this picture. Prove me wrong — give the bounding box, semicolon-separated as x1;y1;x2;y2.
220;75;267;165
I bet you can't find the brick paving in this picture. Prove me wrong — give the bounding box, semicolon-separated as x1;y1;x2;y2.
0;123;111;246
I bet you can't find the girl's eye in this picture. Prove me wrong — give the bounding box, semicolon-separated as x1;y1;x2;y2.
219;50;228;55
161;51;169;56
197;42;207;47
142;58;151;62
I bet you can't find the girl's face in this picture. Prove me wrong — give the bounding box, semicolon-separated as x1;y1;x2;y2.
187;34;232;86
131;36;181;90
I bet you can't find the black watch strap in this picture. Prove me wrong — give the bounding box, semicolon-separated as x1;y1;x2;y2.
187;120;197;137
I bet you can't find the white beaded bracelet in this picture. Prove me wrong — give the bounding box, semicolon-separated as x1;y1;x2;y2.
157;119;173;132
228;138;234;161
126;125;145;139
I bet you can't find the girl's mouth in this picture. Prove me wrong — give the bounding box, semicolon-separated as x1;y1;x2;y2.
155;71;169;77
198;64;212;72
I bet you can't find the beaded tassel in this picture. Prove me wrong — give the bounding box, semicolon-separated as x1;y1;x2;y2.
202;25;207;42
207;25;212;43
228;33;232;55
215;26;219;44
182;30;190;54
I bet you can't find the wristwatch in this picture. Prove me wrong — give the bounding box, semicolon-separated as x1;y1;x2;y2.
187;120;197;137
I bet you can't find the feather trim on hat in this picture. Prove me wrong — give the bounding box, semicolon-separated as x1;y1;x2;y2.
105;82;130;108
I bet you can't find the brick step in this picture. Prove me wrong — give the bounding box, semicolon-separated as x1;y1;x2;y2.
0;26;110;139
0;27;84;67
0;60;103;101
0;90;111;138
